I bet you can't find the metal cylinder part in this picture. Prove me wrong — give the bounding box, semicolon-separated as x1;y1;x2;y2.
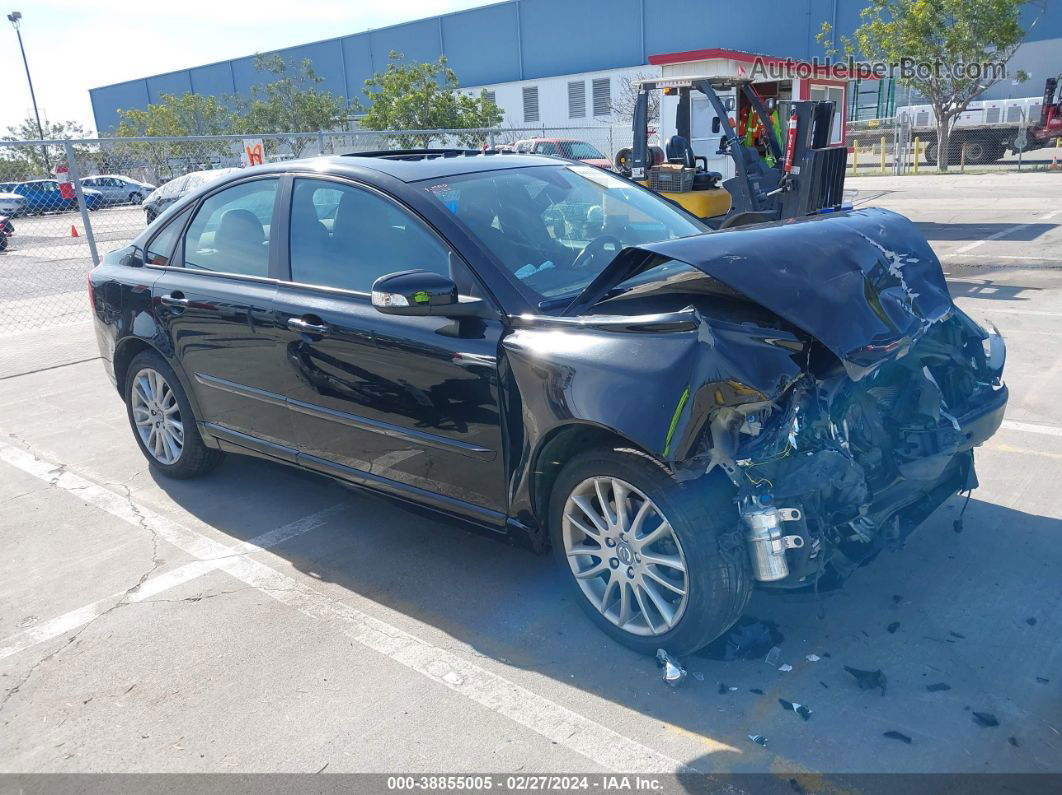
743;506;804;582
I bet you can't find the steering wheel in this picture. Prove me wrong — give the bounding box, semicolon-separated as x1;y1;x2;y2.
570;235;623;270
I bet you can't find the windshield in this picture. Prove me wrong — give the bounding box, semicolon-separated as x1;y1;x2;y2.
422;165;706;302
560;141;606;160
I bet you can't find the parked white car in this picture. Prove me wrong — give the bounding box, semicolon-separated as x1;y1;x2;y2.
80;175;156;206
0;190;26;217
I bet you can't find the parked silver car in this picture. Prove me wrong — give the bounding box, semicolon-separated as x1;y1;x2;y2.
142;168;241;223
80;175;156;206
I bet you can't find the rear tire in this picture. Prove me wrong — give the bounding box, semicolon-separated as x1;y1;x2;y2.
123;350;223;479
129;192;143;205
549;447;751;656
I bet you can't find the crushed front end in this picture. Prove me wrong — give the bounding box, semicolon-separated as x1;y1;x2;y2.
696;308;1007;588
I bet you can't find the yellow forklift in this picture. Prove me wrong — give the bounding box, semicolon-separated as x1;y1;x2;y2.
620;76;848;228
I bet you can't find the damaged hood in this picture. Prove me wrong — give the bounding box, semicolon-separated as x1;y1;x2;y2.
565;208;954;378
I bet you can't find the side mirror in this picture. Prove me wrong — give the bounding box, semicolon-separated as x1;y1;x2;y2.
371;269;485;318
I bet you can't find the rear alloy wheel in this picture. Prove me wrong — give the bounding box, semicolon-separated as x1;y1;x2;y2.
124;351;223;478
129;192;143;205
550;448;752;655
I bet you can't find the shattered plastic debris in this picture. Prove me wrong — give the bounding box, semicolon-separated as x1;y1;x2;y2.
749;688;765;695
887;621;901;634
844;665;888;695
892;595;903;605
883;731;912;744
718;682;736;694
692;672;705;682
805;654;821;662
778;664;793;672
778;698;813;721
972;712;999;728
1026;617;1037;626
926;683;952;692
701;617;784;661
656;649;687;687
949;631;966;639
819;681;829;689
748;734;768;747
1009;737;1020;748
1036;677;1049;684
764;646;783;667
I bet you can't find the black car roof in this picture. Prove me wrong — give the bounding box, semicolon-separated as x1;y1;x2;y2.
249;152;561;183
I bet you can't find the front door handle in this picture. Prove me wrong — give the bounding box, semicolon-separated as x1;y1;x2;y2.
160;292;189;308
288;317;329;336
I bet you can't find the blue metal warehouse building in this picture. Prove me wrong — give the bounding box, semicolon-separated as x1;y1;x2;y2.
89;0;1060;134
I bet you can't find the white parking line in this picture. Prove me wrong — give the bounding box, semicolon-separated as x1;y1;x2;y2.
1001;420;1062;438
0;440;703;774
950;209;1062;255
0;503;346;662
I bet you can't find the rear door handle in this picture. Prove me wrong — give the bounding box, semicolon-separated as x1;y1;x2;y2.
160;293;189;308
287;317;329;335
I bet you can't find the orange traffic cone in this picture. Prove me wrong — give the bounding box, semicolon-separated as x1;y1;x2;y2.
1051;150;1059;171
70;225;78;237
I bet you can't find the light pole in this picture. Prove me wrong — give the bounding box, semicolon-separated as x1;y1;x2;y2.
7;11;50;172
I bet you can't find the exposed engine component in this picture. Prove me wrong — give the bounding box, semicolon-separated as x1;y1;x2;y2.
742;501;805;582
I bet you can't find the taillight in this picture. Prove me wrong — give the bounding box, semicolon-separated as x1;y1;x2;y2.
87;274;96;312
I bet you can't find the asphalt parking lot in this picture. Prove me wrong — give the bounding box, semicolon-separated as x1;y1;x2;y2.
0;172;1060;780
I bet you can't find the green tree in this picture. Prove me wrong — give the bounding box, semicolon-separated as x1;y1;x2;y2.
820;0;1040;171
237;54;349;157
1;117;93;179
358;52;503;148
114;93;239;181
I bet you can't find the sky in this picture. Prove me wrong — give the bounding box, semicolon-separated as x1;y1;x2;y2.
0;0;490;135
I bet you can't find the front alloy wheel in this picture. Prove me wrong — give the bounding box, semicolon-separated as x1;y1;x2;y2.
130;367;184;464
562;476;688;636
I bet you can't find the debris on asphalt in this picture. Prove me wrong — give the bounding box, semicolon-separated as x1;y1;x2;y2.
972;712;999;727
1026;617;1037;626
778;698;813;721
926;683;951;692
887;621;900;634
892;594;903;605
844;665;887;695
821;652;832;658
805;654;821;662
749;688;765;695
949;631;966;639
1036;677;1050;684
764;645;783;667
778;664;793;672
748;734;768;747
883;731;912;744
701;616;783;661
692;672;705;682
819;681;829;689
717;682;738;694
656;649;687;687
1009;736;1020;747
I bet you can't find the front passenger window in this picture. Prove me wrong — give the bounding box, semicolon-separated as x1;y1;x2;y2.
182;179;278;277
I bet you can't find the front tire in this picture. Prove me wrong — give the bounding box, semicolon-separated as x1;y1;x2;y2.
549;448;751;655
123;351;223;479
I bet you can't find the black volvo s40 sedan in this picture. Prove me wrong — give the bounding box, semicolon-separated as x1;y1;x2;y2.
88;151;1007;654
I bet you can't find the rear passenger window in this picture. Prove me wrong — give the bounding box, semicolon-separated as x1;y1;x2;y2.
145;206;192;266
288;178;455;293
182;179;278;277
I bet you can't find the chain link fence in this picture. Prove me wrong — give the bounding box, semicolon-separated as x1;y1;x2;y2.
0;125;629;334
845;83;1062;176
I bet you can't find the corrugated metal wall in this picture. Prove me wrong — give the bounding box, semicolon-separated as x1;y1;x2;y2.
89;0;1061;133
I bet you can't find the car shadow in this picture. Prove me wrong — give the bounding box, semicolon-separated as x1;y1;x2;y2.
151;456;1060;773
916;222;1057;243
946;278;1044;302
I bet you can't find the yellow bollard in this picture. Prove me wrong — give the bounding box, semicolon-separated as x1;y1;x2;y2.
880;136;887;174
913;137;921;175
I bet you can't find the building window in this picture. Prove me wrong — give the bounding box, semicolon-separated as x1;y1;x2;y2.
484;90;496;106
568;81;586;119
592;77;611;117
522;86;540;123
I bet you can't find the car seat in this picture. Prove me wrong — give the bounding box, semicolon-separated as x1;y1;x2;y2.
213;209;266;274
